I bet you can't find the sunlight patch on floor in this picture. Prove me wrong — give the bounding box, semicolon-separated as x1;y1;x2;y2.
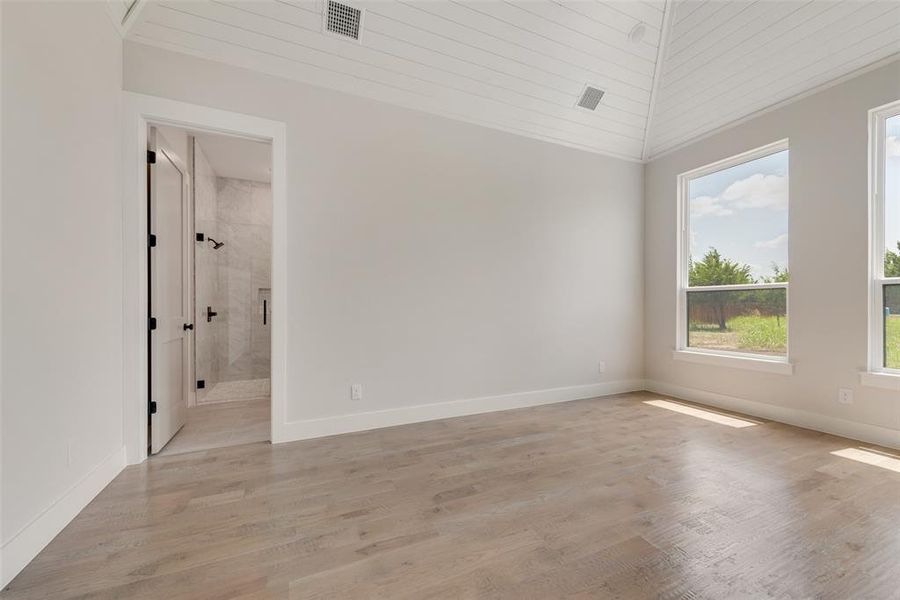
643;399;758;428
830;447;900;473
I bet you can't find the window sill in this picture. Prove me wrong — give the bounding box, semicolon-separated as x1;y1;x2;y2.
672;350;794;375
859;371;900;391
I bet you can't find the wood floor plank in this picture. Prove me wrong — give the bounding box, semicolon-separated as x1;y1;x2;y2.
3;391;900;599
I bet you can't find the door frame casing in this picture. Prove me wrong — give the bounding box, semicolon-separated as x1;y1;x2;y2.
123;92;288;464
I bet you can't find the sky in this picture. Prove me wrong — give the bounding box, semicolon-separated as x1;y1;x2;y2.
883;114;900;258
689;149;788;281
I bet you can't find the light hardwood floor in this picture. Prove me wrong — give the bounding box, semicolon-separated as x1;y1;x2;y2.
4;391;900;599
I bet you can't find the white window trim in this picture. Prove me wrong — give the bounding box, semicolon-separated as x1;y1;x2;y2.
859;370;900;391
675;139;792;372
673;349;794;375
866;99;900;382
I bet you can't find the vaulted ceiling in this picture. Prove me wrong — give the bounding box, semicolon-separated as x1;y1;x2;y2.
125;1;900;162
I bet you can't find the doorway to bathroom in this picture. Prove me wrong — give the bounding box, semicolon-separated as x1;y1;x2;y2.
148;124;273;457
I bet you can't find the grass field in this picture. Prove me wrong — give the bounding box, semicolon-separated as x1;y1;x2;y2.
689;314;900;361
689;315;787;355
887;315;900;369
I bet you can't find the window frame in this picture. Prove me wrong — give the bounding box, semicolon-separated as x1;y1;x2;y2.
675;139;791;369
868;100;900;376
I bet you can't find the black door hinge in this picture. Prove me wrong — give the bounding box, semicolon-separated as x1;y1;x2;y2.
148;234;157;247
149;401;158;415
147;150;156;164
197;379;206;389
148;317;157;331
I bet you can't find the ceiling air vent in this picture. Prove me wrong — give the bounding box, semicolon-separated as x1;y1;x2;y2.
324;0;364;42
576;86;605;111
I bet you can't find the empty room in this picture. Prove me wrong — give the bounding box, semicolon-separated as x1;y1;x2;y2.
1;0;898;598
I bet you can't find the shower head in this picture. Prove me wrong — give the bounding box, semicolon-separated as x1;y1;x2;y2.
207;237;225;249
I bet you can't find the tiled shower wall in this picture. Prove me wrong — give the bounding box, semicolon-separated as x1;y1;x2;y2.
194;139;272;404
216;177;272;384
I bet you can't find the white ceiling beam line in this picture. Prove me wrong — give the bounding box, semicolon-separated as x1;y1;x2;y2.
105;0;148;37
641;0;675;161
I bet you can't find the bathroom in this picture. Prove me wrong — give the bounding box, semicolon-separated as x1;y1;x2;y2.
151;126;272;456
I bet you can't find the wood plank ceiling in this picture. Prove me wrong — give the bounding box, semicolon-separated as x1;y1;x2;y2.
126;1;900;162
648;0;900;157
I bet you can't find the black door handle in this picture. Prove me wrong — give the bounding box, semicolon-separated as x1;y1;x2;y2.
183;323;194;331
206;306;218;322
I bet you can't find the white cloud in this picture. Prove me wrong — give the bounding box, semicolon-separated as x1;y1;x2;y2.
888;136;900;159
754;233;788;249
691;173;787;218
690;194;734;217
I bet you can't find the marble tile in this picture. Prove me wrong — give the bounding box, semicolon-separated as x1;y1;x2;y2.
216;177;254;225
251;287;271;375
156;396;270;456
197;175;272;387
224;264;251;370
200;378;270;404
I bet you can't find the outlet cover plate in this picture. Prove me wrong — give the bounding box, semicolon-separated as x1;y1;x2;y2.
838;388;853;405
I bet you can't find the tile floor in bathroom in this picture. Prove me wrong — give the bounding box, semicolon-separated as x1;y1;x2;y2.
200;377;271;404
156;380;270;456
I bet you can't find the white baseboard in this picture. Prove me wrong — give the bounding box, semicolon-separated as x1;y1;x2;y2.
1;446;126;587
280;379;646;442
644;380;900;450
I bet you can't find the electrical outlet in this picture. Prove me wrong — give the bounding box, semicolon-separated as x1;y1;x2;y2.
351;384;362;401
597;360;606;374
838;388;853;405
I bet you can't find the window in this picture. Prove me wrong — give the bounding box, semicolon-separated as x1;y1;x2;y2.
869;100;900;373
677;140;789;364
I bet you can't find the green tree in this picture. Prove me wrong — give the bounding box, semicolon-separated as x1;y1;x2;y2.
886;242;900;278
760;263;789;283
688;248;753;287
758;263;788;326
689;248;753;330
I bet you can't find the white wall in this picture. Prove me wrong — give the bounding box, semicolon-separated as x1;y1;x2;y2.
123;42;645;429
1;1;124;584
645;61;900;443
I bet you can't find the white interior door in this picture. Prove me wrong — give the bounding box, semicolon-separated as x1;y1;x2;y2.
149;127;190;454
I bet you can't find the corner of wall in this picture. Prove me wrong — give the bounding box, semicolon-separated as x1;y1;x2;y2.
1;447;126;587
640;160;649;384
